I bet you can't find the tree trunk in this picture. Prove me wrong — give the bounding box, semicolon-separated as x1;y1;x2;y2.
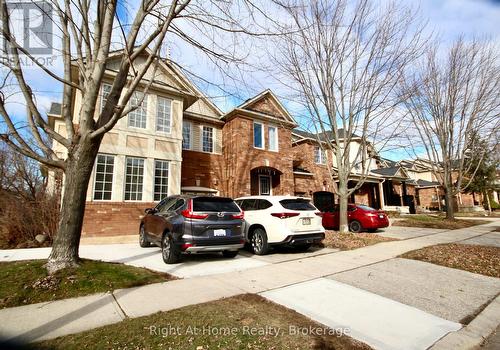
444;189;455;220
46;138;101;274
338;180;349;234
485;190;492;214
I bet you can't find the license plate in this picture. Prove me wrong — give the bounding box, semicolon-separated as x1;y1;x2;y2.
303;218;311;225
213;229;227;237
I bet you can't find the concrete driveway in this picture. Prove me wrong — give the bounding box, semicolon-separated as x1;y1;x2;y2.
0;244;337;278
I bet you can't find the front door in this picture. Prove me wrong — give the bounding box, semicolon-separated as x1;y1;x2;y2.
259;175;271;195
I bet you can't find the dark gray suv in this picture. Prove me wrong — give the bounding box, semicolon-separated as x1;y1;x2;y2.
140;195;245;264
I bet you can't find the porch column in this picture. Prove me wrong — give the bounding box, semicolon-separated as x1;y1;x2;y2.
379;181;385;209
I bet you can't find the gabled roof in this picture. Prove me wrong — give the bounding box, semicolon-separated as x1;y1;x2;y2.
416;179;441;188
371;166;408;178
222;90;298;127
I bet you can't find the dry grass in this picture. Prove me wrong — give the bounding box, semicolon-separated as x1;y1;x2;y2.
393;215;490;229
401;243;500;278
317;231;397;250
0;259;174;309
35;294;372;350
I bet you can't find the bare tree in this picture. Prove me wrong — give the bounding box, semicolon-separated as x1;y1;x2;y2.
0;0;267;273
402;38;500;219
270;0;425;233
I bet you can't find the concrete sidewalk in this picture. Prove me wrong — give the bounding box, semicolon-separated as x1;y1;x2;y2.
0;220;498;345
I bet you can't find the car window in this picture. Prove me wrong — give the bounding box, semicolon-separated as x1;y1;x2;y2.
357;204;375;211
280;199;316;211
257;199;272;210
240;199;257;211
156;197;176;213
193;197;240;212
169;199;185;212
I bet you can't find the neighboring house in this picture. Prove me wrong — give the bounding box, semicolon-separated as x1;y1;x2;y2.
48;52;222;237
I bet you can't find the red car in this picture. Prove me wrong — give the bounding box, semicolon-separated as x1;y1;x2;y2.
321;204;389;233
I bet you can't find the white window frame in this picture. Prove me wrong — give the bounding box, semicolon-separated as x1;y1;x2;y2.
153;159;170;201
202;125;214;153
128;92;148;129
124;156;145;201
253;121;265;149
268;125;278;151
314;146;327;164
182;121;192;150
156;96;172;134
258;175;272;195
93;153;114;201
100;83;112;113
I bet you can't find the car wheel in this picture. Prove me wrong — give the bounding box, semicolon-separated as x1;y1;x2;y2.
251;228;269;255
222;250;238;258
295;243;312;252
367;228;377;233
349;220;362;233
139;226;151;248
162;233;180;264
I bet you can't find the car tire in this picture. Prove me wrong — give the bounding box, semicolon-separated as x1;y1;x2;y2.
222;250;238;258
162;233;180;264
367;228;377;233
295;243;312;252
251;228;269;255
139;226;151;248
349;220;362;233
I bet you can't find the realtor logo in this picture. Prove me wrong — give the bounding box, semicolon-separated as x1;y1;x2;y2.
3;1;53;55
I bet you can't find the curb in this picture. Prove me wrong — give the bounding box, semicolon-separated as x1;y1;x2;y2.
429;294;500;349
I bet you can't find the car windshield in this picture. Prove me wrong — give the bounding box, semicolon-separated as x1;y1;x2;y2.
358;204;376;211
280;199;316;211
193;197;240;212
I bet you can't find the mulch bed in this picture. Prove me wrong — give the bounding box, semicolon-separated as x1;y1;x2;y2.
401;243;500;278
317;231;397;250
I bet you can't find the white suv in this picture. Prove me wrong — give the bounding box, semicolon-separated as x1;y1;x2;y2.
235;196;325;255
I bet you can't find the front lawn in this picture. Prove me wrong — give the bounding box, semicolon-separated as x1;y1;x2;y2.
0;259;174;309
400;243;500;278
393;215;490;229
35;294;371;350
318;231;397;250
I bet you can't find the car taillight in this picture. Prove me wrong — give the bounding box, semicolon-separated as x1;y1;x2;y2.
315;212;323;217
271;212;300;219
181;199;209;219
232;211;244;219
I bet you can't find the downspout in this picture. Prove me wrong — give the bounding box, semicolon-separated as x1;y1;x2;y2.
436;186;441;211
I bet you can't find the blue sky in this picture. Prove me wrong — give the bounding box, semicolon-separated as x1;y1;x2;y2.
2;0;499;161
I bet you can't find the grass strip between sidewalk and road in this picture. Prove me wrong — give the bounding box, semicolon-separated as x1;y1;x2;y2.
400;243;500;278
0;259;174;309
393;215;490;229
317;231;397;250
34;294;371;350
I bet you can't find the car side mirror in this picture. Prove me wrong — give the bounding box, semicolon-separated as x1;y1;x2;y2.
145;208;157;214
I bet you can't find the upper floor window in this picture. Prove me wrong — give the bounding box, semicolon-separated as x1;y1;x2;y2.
128;92;147;129
253;122;264;149
182;121;192;150
100;84;112;112
314;146;327;164
268;125;278;151
202;126;214;153
93;154;114;200
124;157;144;201
156;97;172;133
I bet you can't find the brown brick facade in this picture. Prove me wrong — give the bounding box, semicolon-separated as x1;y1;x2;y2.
82;202;153;236
181;150;224;192
222;115;295;198
292;142;333;196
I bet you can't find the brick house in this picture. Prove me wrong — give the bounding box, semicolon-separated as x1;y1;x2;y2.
48;56;485;239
